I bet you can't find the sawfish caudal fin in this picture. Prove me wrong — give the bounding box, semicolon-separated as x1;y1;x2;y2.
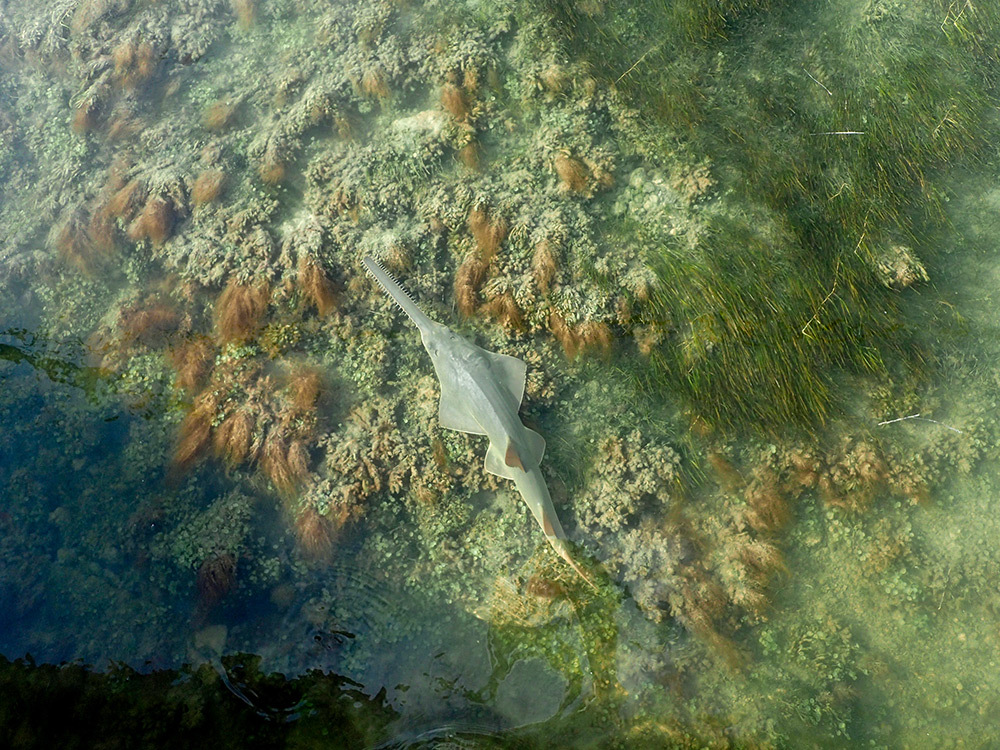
550;536;598;591
363;255;436;332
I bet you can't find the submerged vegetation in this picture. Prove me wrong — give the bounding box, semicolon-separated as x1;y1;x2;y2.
1;0;1000;746
546;0;1000;429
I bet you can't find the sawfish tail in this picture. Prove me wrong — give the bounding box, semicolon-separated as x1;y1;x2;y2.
513;466;597;590
549;536;598;591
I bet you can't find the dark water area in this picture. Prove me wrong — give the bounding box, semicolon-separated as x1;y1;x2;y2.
0;654;397;749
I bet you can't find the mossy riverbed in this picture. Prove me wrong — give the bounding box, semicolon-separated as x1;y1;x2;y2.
1;0;999;747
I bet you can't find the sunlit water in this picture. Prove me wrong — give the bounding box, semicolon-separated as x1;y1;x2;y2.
2;1;1000;747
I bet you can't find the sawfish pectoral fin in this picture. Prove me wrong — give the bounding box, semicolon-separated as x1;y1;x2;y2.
485;351;527;409
438;386;488;435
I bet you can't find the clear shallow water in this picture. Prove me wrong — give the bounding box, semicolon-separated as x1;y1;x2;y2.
2;0;1000;747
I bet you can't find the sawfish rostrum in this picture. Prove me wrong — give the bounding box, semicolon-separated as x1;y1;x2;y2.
363;256;593;586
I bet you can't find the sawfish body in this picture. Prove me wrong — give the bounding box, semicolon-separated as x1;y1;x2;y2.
363;256;592;586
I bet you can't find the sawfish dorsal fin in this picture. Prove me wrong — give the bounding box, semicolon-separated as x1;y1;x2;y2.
484;441;518;479
483;429;546;478
504;440;525;471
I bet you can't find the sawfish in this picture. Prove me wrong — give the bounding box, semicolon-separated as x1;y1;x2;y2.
363;256;594;588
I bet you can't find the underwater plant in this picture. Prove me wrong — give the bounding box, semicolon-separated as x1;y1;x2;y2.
203;99;239;131
294;505;335;561
231;0;257;31
53;208;101;274
536;0;1000;431
214;280;270;343
259;430;299;499
552;152;589;193
196;552;237;613
212;409;254;466
440;81;469;120
168;336;215;393
298;257;338;316
106;178;146;222
127;195;175;247
467;205;507;259
173;397;215;472
481;287;525;332
287;366;323;413
117;297;181;348
191;169;226;206
532;239;559;294
111;39;158;90
454;253;488;317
